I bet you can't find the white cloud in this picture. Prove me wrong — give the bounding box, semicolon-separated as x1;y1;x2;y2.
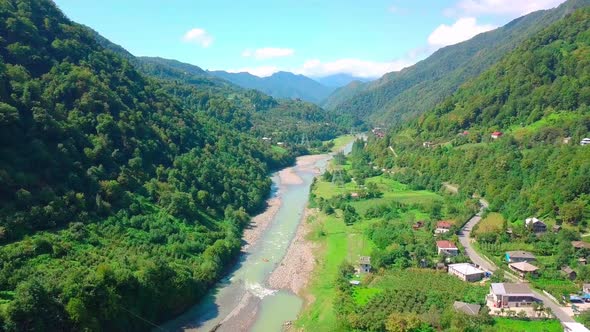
293;58;414;79
449;0;566;16
227;66;280;77
241;47;295;60
427;17;496;47
182;28;213;47
389;5;399;13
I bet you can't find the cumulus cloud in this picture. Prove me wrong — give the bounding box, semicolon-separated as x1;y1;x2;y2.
227;66;280;77
294;58;414;79
427;17;496;47
241;47;294;60
182;28;213;47
448;0;566;16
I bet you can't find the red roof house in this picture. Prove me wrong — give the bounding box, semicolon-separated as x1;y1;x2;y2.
437;240;459;256
435;221;453;234
491;131;503;139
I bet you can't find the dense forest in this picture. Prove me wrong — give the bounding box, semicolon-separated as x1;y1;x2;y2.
325;0;590;127
366;7;590;224
0;0;343;330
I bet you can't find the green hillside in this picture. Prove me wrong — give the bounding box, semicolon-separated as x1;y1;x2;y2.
366;7;590;223
0;0;304;330
328;0;590;127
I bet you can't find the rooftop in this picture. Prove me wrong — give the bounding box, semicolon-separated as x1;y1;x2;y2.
572;241;590;249
436;240;457;249
448;263;484;275
562;266;576;274
453;301;481;316
491;283;534;296
437;221;453;228
359;256;371;264
506;251;536;259
509;262;539;272
563;322;590;332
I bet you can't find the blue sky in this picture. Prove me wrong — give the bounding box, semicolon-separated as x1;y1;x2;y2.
53;0;566;78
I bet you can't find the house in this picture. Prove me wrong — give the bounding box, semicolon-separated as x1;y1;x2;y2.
436;240;459;256
350;192;359;199
579;258;587;266
489;283;539;308
359;256;371;273
509;262;539;279
563;137;572;144
491;131;503;139
412;221;424;230
525;217;547;233
505;251;536;263
562;266;577;281
572;241;590;250
563;322;590;332
453;301;481;316
423;141;433;148
583;283;590;294
581;138;590;146
372;128;385;138
435;221;453;234
553;225;562;233
448;263;485;282
436;262;447;271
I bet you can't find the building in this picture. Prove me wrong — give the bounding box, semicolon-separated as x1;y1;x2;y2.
563;322;590;332
553;225;562;233
563;137;572;144
423;141;433;148
448;263;485;282
562;266;577;281
579;258;587;266
581;138;590;146
509;262;539;279
359;256;371;273
435;221;453;234
489;283;539;308
572;241;590;250
525;217;547;233
583;284;590;294
491;131;503;139
453;301;481;316
412;221;424;230
436;240;459;256
505;251;536;263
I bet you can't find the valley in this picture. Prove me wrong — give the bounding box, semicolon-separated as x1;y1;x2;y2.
0;0;589;331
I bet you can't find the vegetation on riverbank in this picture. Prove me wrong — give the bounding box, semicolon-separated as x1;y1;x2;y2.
297;140;565;331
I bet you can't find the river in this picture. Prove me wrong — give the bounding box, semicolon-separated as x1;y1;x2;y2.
161;140;355;332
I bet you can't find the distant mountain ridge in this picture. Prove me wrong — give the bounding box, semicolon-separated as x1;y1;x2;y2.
325;0;590;126
313;73;373;88
208;70;336;104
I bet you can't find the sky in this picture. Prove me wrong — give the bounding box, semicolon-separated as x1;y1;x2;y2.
53;0;567;78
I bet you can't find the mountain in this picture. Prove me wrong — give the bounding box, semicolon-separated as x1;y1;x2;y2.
366;6;590;226
0;0;333;330
327;0;590;126
314;73;372;88
209;70;335;104
321;80;369;110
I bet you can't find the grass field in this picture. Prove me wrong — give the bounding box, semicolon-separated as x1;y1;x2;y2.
296;172;444;331
330;135;356;152
485;318;562;332
475;212;505;234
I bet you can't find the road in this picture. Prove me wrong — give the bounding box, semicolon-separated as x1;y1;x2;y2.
459;200;575;323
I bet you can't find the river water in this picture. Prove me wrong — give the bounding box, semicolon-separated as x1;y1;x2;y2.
161;141;355;332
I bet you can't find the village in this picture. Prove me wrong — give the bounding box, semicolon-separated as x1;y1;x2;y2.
347;212;590;332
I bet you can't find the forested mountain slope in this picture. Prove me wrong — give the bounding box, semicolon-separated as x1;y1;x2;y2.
89;28;350;148
209;70;335;104
0;0;295;330
328;0;590;127
367;7;590;225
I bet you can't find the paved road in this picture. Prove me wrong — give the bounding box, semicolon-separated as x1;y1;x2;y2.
459;201;575;323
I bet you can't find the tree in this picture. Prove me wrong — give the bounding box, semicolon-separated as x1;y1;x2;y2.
385;312;423;332
561;199;585;225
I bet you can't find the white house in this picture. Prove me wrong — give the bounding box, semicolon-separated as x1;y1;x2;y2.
436;240;459;256
581;138;590;146
448;263;485;282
